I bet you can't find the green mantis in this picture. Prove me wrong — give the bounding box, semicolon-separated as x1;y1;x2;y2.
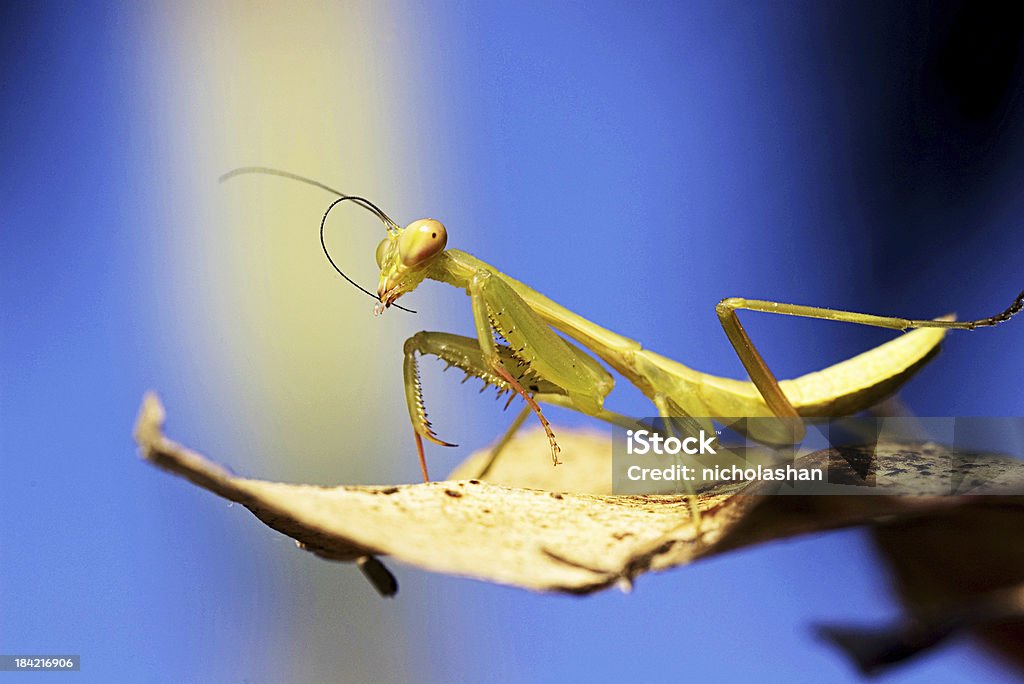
223;167;1024;492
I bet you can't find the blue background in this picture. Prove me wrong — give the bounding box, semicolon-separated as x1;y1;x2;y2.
3;2;1023;682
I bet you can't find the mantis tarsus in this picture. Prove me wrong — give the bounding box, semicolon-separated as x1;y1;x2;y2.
222;167;1023;507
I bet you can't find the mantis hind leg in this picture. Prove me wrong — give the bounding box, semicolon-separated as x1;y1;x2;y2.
714;291;1024;436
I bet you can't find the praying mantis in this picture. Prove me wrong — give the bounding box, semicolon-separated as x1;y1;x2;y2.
222;167;1024;495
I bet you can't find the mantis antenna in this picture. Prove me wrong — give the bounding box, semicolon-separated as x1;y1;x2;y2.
219;166;417;314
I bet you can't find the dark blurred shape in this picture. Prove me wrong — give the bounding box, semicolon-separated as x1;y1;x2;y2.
817;620;954;677
818;581;1024;676
356;556;399;598
818;504;1024;675
871;507;1024;673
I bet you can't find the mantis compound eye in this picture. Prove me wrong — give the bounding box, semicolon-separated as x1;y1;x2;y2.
375;238;391;268
399;219;447;266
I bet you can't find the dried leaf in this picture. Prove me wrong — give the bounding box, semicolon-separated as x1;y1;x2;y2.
447;426;616;494
134;392;1024;606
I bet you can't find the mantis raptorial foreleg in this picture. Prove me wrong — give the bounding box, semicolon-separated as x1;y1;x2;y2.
403;330;571;480
403;329;639;480
467;269;615;466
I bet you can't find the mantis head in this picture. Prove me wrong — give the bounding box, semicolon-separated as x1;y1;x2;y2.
374;219;448;315
218;166;443;316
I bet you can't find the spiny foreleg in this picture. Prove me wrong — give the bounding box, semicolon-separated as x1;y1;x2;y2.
403;331;569;481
